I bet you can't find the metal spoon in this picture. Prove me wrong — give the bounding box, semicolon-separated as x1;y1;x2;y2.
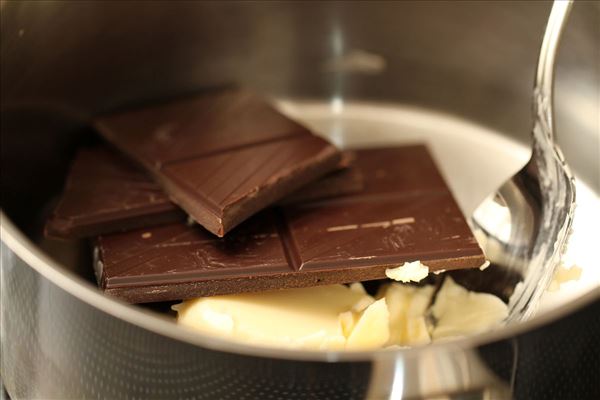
471;0;576;322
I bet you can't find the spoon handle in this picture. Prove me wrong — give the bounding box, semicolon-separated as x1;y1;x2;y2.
533;0;573;138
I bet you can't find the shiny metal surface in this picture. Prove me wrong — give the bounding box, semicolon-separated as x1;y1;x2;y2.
472;1;576;322
1;1;599;399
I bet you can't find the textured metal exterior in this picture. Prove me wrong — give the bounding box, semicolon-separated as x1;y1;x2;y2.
1;1;599;399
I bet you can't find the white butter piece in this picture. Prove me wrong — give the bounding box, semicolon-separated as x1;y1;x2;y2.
175;285;370;350
547;264;582;292
385;261;430;283
351;295;375;313
479;260;491;271
382;283;434;346
404;317;430;346
349;282;368;294
338;290;376;339
346;298;390;350
338;310;358;338
175;276;509;350
430;277;508;340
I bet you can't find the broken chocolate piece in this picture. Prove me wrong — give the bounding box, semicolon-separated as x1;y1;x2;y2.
95;145;485;303
94;88;342;236
45;147;361;239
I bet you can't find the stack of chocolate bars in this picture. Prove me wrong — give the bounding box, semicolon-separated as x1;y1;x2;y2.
45;88;485;304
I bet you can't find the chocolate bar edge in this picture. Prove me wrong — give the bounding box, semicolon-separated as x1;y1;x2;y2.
101;253;486;303
45;205;186;240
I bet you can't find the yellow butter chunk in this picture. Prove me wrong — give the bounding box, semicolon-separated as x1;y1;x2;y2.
385;261;430;283
431;277;508;340
338;310;358;338
548;264;582;291
174;276;509;350
174;284;371;350
383;283;434;346
346;298;390;350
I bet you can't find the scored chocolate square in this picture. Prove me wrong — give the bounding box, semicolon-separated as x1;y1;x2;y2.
95;210;289;296
94;88;342;237
45;148;184;239
285;193;481;272
95;145;486;303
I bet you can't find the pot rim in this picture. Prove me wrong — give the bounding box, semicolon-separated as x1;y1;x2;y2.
2;211;598;362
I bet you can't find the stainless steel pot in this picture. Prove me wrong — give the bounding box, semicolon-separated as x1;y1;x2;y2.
1;1;598;399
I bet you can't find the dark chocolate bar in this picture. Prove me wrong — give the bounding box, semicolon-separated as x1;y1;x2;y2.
279;160;363;205
45;148;361;239
45;148;184;239
95;145;485;303
94;88;342;237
